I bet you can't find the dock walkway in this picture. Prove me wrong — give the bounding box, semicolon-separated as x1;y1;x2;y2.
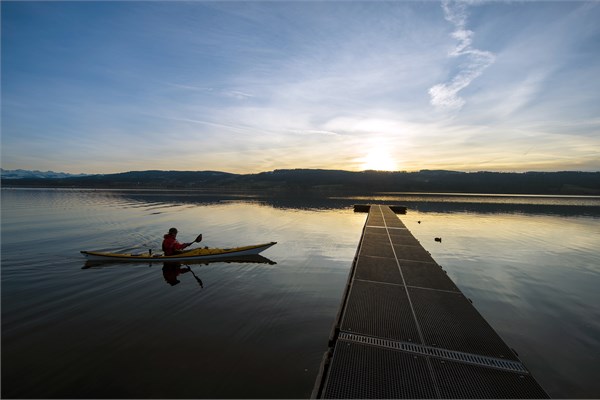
312;205;548;399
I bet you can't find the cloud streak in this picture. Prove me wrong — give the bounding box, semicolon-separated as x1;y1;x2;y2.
429;0;495;111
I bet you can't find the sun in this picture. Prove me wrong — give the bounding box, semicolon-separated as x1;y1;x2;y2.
360;147;398;171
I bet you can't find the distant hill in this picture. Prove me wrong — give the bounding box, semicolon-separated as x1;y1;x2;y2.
2;168;599;195
1;168;90;180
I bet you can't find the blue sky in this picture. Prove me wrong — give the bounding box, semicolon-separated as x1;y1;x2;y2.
2;1;599;174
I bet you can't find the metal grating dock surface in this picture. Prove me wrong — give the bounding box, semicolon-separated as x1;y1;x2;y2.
322;340;436;399
313;205;548;399
341;280;421;343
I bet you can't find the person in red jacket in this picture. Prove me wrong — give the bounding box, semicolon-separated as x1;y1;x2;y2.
162;228;201;256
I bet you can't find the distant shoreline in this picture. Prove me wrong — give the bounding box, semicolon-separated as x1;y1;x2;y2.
5;185;600;198
2;169;599;196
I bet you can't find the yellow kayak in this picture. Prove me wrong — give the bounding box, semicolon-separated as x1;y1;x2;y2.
81;242;277;262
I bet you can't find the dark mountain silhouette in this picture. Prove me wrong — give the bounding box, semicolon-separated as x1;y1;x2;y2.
2;169;599;195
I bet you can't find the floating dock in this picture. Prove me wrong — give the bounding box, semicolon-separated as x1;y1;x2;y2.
312;205;548;399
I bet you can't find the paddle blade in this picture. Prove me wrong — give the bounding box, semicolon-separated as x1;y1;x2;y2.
194;234;203;243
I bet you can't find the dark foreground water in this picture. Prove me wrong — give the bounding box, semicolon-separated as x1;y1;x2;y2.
2;188;599;398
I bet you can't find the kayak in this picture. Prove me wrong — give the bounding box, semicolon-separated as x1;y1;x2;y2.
81;241;277;262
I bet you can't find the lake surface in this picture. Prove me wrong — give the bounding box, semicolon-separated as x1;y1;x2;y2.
2;188;599;398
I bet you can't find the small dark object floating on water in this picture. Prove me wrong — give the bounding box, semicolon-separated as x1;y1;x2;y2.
435;237;442;242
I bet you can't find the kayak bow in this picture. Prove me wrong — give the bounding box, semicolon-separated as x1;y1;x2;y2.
81;241;277;262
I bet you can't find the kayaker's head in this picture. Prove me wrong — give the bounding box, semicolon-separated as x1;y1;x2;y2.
168;227;178;236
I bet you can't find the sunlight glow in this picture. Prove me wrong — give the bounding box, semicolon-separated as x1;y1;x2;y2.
360;146;399;171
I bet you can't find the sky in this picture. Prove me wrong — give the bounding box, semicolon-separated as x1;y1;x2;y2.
2;1;600;174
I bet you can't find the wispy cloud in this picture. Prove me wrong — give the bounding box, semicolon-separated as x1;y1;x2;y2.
290;129;340;136
222;90;254;100
164;83;254;101
429;0;495;111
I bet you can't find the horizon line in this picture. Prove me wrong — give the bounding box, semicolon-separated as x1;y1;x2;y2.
2;167;600;177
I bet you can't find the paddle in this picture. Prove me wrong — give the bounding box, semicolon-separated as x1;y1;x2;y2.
187;234;203;247
185;264;204;288
182;233;203;288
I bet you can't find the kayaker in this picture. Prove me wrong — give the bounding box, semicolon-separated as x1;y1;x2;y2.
162;228;200;256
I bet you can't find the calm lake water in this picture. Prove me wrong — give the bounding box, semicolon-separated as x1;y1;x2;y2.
2;188;599;398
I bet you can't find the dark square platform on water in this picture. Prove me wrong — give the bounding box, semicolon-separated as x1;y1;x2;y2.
392;244;436;263
359;240;396;258
431;358;549;399
354;255;403;285
341;280;421;343
322;340;437;399
408;286;518;360
399;260;460;292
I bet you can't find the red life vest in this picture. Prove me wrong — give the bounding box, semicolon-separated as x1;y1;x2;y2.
162;234;186;256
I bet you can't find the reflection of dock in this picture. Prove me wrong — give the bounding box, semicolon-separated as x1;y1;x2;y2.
312;205;548;398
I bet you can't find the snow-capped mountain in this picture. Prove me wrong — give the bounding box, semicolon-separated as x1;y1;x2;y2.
1;169;90;179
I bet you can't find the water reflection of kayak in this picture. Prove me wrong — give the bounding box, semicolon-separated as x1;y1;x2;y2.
81;242;277;262
82;254;277;269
